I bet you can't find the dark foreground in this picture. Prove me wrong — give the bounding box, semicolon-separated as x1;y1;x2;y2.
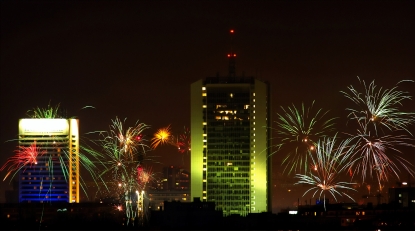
1;202;414;231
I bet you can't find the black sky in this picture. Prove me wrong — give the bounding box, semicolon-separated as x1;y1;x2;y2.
1;0;414;211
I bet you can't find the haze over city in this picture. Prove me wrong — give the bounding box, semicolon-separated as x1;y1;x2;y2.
1;0;414;214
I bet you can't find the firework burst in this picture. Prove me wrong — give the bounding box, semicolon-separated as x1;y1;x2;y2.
151;125;175;149
94;117;152;226
342;77;415;135
108;117;147;158
26;102;62;118
1;142;45;181
177;126;191;154
342;77;415;187
342;116;415;185
273;101;337;174
295;135;357;210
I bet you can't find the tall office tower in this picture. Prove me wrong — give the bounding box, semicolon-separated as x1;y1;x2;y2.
18;119;79;203
190;75;272;216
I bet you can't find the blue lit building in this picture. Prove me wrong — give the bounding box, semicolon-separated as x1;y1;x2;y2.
18;119;79;203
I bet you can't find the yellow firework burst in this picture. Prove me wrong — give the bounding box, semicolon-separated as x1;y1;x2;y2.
151;125;172;149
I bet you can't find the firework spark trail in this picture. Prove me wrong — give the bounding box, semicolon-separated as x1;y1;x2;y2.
27;102;62;118
177;126;191;154
342;77;415;135
95;117;152;226
341;78;415;188
295;135;357;210
273;101;337;175
343;116;415;186
109;117;147;158
176;126;191;165
0;142;45;181
137;165;154;186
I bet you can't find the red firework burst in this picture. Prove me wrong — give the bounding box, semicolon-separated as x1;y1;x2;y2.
1;142;46;181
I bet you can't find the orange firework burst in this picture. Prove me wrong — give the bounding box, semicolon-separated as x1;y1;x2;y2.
151;125;172;149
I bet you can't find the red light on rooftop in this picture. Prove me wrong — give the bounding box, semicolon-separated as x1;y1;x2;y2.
230;29;234;33
233;54;236;57
227;54;231;57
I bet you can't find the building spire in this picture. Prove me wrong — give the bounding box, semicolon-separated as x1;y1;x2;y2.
228;29;236;77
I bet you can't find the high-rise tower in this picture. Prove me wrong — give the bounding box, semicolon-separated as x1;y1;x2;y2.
190;30;272;216
18;119;79;203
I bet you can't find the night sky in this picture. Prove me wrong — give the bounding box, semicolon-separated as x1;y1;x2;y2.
1;0;414;212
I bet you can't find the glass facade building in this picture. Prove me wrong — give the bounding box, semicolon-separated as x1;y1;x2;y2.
191;77;271;216
18;119;79;203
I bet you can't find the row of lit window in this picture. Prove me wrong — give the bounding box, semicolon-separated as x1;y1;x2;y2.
207;161;251;166
22;176;63;180
207;184;251;189
207;167;250;172
207;196;250;201
207;156;250;161
207;173;250;177
207;179;250;184
206;145;251;149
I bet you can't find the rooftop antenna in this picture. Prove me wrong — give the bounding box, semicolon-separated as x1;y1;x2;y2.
228;29;236;77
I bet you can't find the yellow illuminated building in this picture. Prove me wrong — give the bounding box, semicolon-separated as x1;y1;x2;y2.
191;77;272;216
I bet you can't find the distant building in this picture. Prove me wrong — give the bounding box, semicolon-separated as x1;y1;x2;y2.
190;74;272;216
18;119;79;203
147;190;190;211
161;166;189;190
147;166;190;210
389;187;415;208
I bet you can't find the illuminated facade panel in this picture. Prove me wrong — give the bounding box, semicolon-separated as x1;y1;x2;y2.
18;119;79;203
191;77;271;216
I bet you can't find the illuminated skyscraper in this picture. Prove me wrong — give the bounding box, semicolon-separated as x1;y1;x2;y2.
190;76;272;216
18;119;79;203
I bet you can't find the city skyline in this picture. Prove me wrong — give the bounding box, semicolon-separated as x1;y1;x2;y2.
1;0;414;212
